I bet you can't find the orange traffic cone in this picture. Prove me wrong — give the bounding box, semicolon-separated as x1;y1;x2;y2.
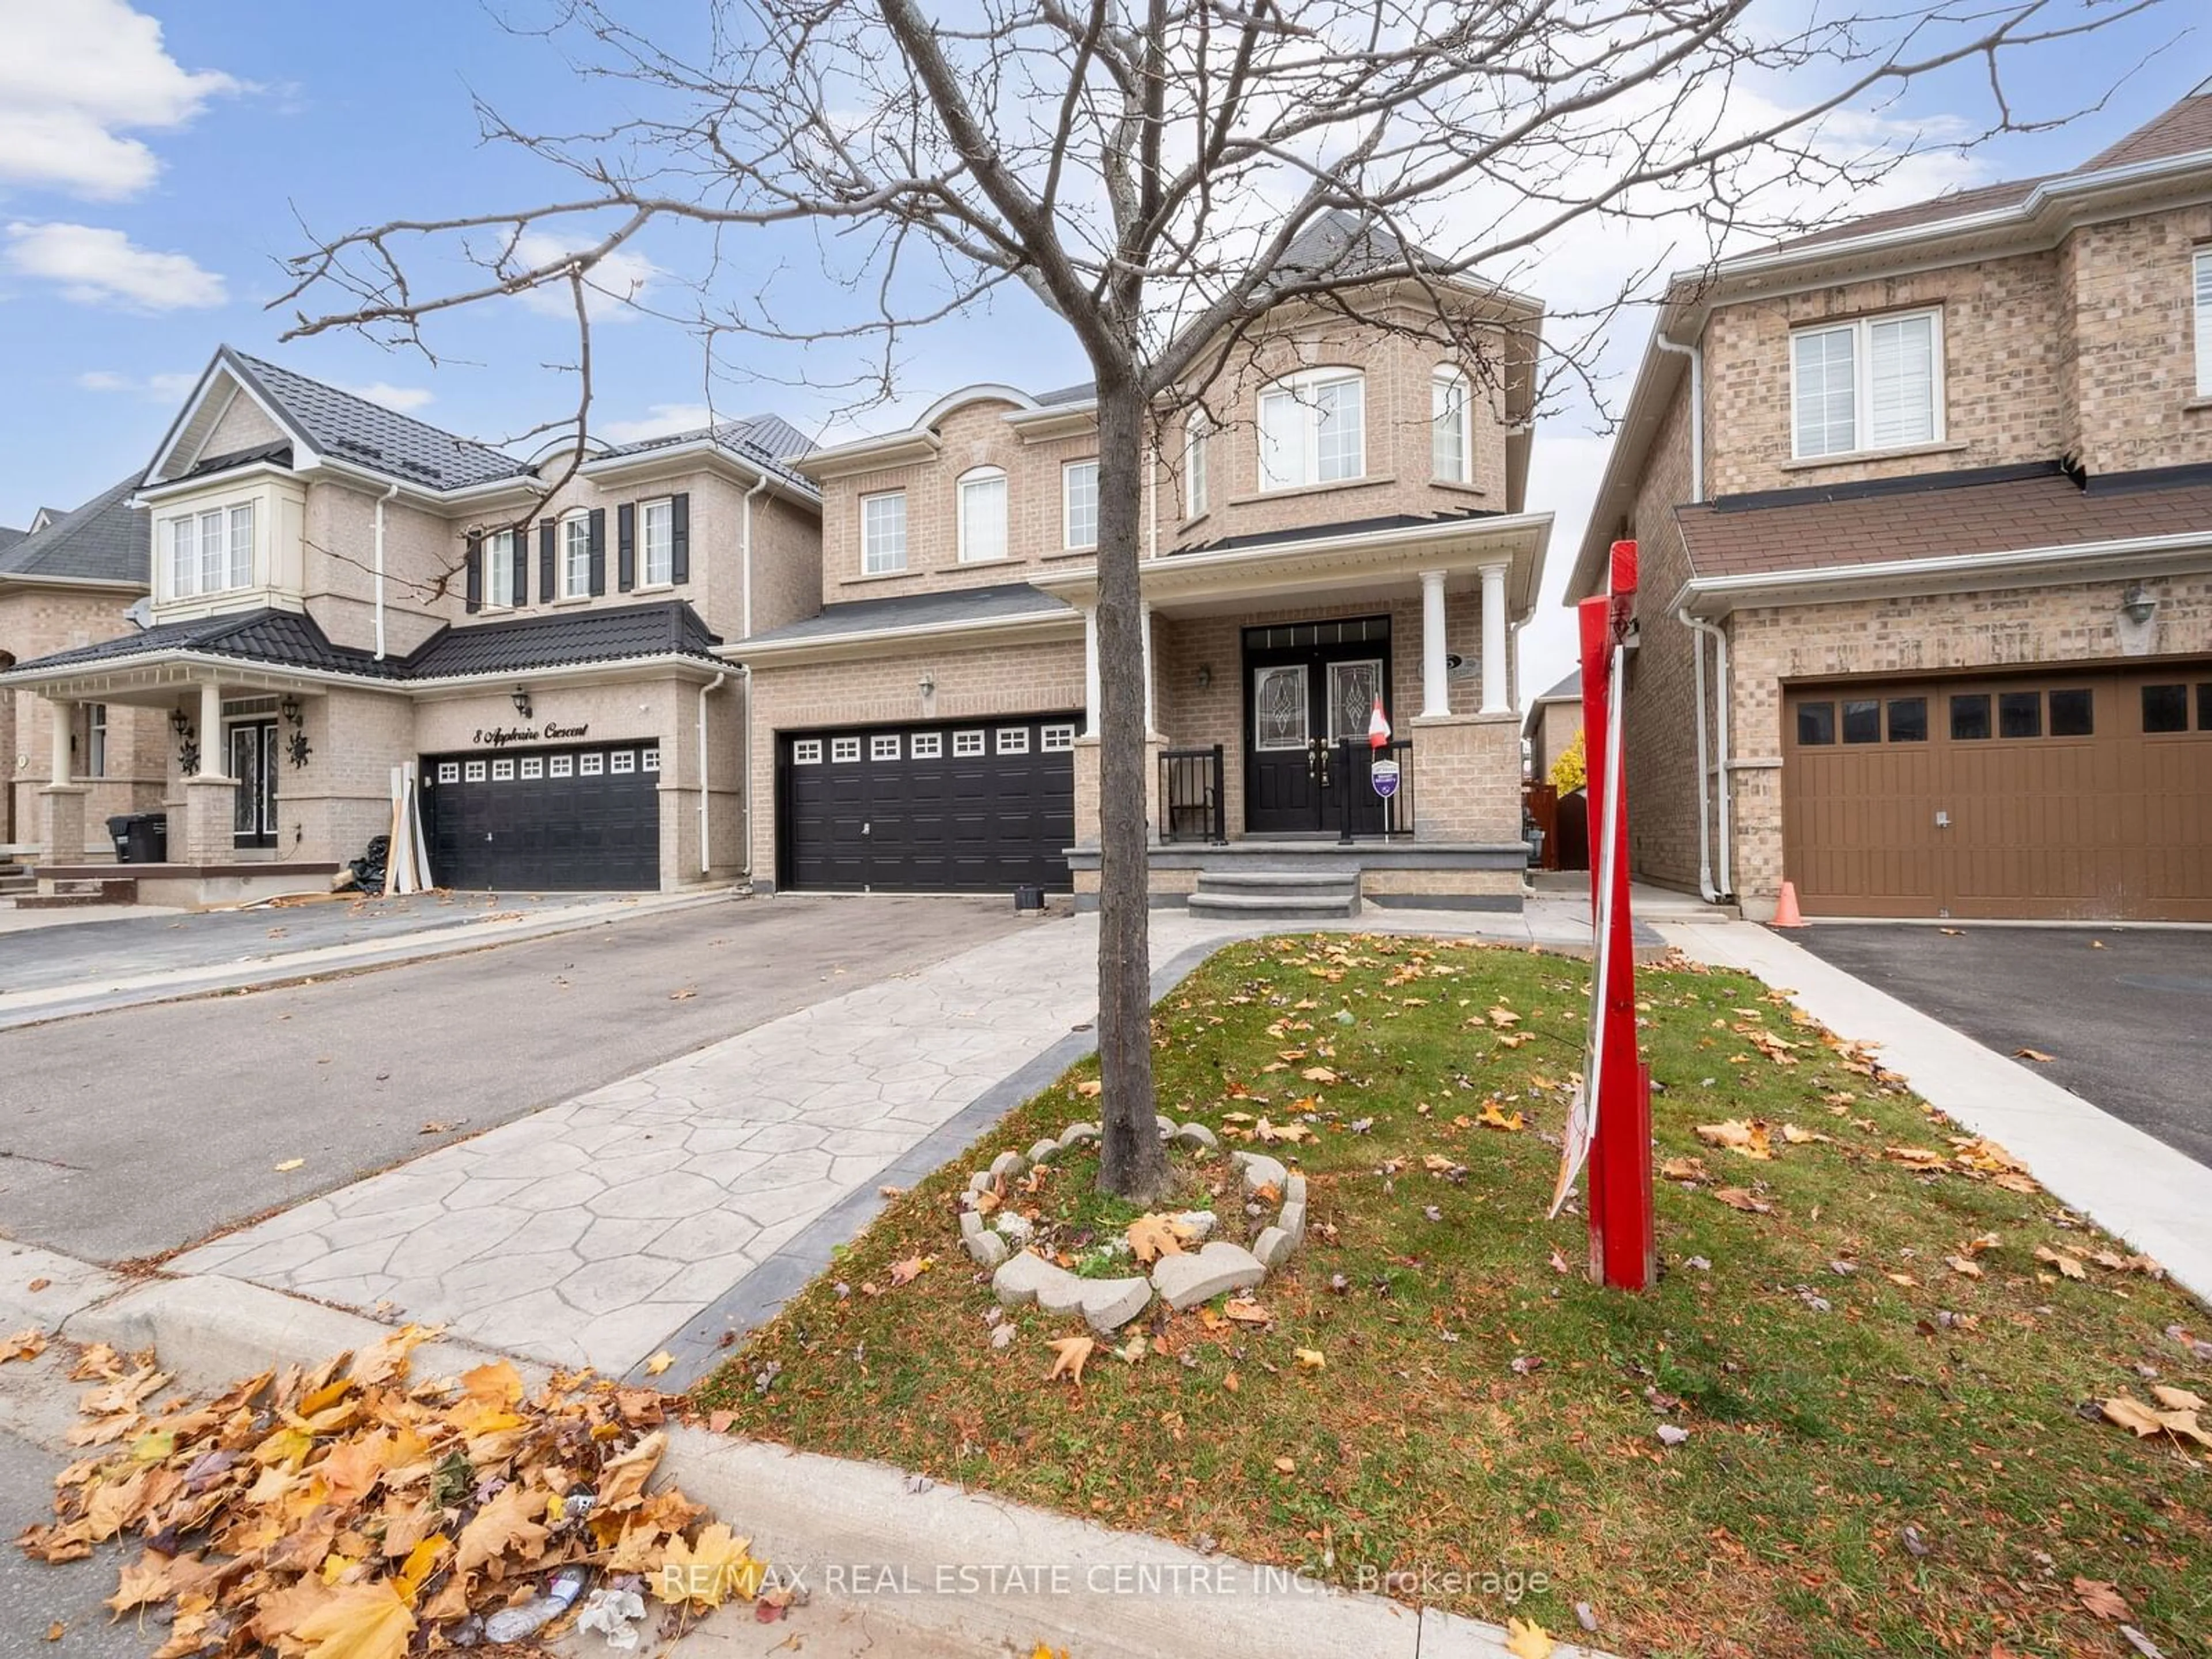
1771;880;1807;928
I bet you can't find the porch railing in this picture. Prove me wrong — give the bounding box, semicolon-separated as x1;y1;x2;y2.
1158;744;1227;844
1336;735;1416;843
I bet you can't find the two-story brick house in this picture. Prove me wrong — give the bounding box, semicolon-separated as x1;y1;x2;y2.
1572;85;2212;923
1;347;821;902
733;214;1553;912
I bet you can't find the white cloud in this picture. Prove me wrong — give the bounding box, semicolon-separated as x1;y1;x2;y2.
509;232;660;323
77;368;198;401
336;381;435;414
596;403;715;444
0;0;239;200
5;221;225;310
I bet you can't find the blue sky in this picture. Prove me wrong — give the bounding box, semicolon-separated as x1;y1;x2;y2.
0;1;2199;694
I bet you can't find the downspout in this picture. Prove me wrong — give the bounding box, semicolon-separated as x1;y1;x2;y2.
736;663;753;884
1681;612;1733;900
1652;330;1704;505
740;471;770;641
372;481;399;660
1679;608;1718;902
698;670;727;879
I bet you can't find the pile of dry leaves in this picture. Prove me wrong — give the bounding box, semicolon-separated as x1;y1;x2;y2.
18;1329;783;1659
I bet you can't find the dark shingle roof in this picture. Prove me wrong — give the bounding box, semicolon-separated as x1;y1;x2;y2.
1531;667;1582;704
1676;465;2212;581
226;350;529;489
0;528;24;555
0;474;151;588
179;440;293;481
7;607;404;679
1178;507;1496;557
739;582;1074;649
2085;83;2212;170
597;412;820;493
404;601;720;679
1033;382;1096;406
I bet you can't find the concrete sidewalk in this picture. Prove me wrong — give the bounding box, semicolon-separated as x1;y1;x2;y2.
1664;918;2212;1305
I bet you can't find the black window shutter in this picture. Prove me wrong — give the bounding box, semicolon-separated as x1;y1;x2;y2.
538;518;556;600
511;530;529;606
588;507;608;597
670;492;690;585
464;533;483;613
617;502;636;592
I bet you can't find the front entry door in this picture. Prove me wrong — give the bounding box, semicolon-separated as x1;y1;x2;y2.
230;720;278;849
1244;619;1391;835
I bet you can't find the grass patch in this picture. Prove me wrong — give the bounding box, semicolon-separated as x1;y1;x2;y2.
695;934;2212;1657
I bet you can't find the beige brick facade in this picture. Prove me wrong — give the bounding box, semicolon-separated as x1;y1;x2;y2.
3;585;165;855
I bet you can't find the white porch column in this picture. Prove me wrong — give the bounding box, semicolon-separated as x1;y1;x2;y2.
1141;601;1157;734
1419;570;1450;718
48;699;74;785
1084;605;1102;737
1479;563;1510;714
199;681;226;772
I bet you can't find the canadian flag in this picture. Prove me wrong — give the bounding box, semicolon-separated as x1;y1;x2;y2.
1368;696;1391;750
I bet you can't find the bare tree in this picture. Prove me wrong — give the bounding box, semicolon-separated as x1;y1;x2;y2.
281;0;2158;1201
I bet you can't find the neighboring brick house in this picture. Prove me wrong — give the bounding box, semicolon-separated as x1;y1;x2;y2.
1571;84;2212;923
0;347;820;901
1;479;165;854
1524;668;1582;783
734;213;1553;911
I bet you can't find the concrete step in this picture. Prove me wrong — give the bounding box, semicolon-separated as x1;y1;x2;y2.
1187;890;1360;921
20;877;137;908
1191;869;1360;891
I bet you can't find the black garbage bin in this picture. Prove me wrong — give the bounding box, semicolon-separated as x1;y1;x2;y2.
125;814;168;865
107;815;134;862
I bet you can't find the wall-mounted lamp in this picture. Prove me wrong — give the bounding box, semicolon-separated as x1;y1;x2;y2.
2120;583;2158;627
1195;664;1213;690
510;687;534;719
169;708;190;738
918;673;937;696
279;694;301;724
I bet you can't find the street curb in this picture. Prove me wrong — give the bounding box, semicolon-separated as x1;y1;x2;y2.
0;888;740;1030
0;1240;126;1334
22;1258;1609;1659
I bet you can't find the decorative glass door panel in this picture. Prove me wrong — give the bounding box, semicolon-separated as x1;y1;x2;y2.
1327;660;1384;740
1254;665;1310;751
230;721;278;848
1241;620;1391;835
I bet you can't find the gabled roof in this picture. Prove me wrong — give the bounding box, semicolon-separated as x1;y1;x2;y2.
0;527;24;555
593;412;820;494
404;600;721;679
222;350;529;489
0;474;151;588
7;607;402;679
1529;667;1581;704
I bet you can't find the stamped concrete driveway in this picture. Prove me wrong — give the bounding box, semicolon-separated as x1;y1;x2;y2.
0;895;1018;1264
1789;923;2212;1170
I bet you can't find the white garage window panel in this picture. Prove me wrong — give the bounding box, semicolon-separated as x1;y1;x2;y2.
1041;724;1076;752
550;754;574;778
872;734;901;761
955;730;985;756
642;747;660;772
581;753;604;776
793;739;823;764
611;751;635;774
437;762;460;783
832;736;861;762
997;727;1030;754
911;732;942;758
520;756;544;779
465;760;487;782
493;758;516;781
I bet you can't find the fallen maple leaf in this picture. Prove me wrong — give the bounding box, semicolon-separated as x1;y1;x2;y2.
1272;1456;1297;1475
1476;1101;1525;1132
1294;1349;1325;1370
1695;1120;1772;1159
887;1255;929;1286
1505;1617;1556;1659
2035;1245;2087;1281
1300;1066;1340;1084
1047;1336;1094;1384
2074;1577;2131;1621
1075;1079;1103;1098
1658;1156;1708;1183
1711;1187;1771;1214
453;1480;547;1575
290;1582;416;1659
2152;1385;2207;1411
1127;1214;1192;1264
2;1327;47;1363
643;1350;676;1376
1222;1298;1272;1324
657;1524;764;1607
2016;1047;2055;1063
1944;1256;1984;1279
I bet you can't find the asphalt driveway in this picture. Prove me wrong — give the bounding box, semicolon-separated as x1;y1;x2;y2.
1789;923;2212;1170
0;895;1023;1264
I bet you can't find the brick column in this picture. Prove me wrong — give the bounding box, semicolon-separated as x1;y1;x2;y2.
1410;711;1522;843
177;775;239;865
39;785;89;864
1071;734;1101;848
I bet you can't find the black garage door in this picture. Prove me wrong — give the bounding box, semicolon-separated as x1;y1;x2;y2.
422;741;661;891
781;712;1079;893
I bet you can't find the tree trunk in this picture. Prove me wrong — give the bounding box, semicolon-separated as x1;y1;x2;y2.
1092;376;1170;1202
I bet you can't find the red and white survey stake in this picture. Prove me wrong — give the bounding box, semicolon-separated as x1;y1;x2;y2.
1547;539;1656;1291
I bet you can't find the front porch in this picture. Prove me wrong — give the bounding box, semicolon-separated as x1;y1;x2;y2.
1049;512;1545;912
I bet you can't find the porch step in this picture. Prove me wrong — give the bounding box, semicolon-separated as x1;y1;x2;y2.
1187;867;1361;922
0;872;35;895
16;877;137;909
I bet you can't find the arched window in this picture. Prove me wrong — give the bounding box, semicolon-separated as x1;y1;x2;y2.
957;466;1007;563
1431;366;1472;484
1257;368;1364;491
1183;411;1211;518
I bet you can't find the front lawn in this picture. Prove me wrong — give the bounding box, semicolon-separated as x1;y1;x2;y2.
694;934;2211;1658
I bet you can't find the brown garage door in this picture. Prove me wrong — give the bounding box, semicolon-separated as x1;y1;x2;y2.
1783;664;2212;921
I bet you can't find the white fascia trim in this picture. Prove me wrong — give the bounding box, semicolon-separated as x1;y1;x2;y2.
1033;510;1555;595
916;383;1043;427
578;439;820;505
720;607;1082;664
407;655;726;692
0;649;724;695
0;573;149;594
132;461;310;509
1674;528;2212;615
146;354;309;484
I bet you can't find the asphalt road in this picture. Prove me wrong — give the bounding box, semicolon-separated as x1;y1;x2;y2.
0;895;1021;1264
1790;923;2212;1170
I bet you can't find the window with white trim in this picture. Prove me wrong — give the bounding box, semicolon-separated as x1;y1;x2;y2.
641;747;660;772
485;528;516;608
520;755;543;779
85;704;108;777
642;498;675;586
862;491;907;575
465;760;487;782
954;730;985;756
165;502;255;600
832;736;861;762
2195;248;2212;398
437;761;460;783
1041;722;1075;752
871;734;900;761
1062;461;1099;550
550;753;574;778
1431;367;1472;483
492;757;516;781
997;726;1030;754
911;732;942;758
560;513;592;598
1184;414;1210;518
610;749;636;773
1790;308;1942;459
579;751;604;775
793;738;823;764
1258;369;1365;490
957;468;1007;563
